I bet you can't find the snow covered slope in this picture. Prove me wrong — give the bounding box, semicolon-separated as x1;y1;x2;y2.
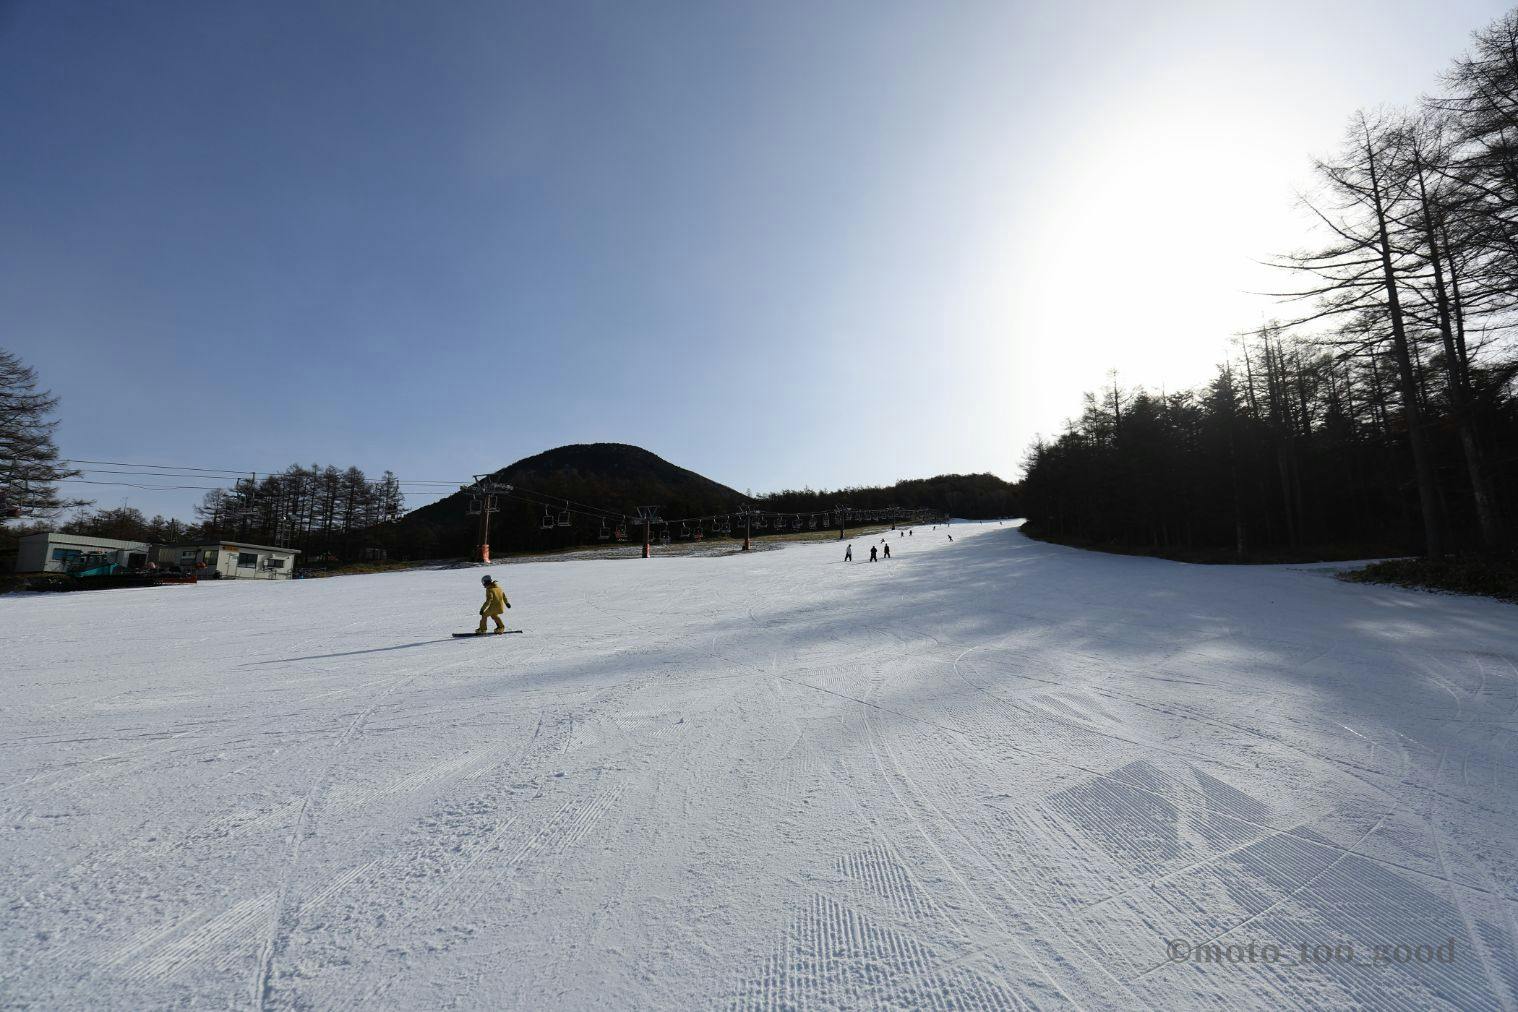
3;523;1516;1009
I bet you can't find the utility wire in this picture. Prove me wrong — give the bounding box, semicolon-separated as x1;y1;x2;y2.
59;456;943;533
63;458;473;486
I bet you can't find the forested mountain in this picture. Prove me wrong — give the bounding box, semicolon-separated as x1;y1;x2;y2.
394;443;750;558
1022;10;1518;560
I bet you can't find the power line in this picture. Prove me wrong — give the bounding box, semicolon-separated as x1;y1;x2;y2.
62;458;471;486
63;457;257;472
59;479;230;491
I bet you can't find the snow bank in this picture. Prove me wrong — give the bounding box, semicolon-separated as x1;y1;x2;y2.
2;523;1515;1009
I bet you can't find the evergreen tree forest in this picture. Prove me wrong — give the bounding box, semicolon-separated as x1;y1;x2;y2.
59;466;408;563
191;466;406;561
1020;11;1518;559
759;474;1018;523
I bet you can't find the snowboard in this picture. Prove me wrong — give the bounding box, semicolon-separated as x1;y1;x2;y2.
454;631;524;637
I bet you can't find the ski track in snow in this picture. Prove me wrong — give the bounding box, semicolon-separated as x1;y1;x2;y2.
3;523;1518;1009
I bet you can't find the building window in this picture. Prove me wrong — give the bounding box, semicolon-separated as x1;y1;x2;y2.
266;558;286;569
179;550;197;561
237;552;258;568
52;548;81;564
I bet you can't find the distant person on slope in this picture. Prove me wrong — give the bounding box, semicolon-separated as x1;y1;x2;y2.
476;575;511;634
870;545;878;562
883;543;891;559
845;544;853;562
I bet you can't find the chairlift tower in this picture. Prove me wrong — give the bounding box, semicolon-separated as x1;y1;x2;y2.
460;475;513;563
634;506;661;559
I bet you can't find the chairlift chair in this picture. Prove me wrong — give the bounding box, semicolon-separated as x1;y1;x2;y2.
557;508;571;527
598;520;611;541
540;508;556;531
792;516;802;531
614;525;627;542
467;495;483;516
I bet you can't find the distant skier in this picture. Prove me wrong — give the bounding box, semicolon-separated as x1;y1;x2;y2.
476;574;511;634
845;544;853;562
948;534;953;541
869;545;878;562
883;543;891;559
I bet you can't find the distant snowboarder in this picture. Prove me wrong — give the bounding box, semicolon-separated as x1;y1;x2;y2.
883;543;891;559
476;574;511;634
845;544;853;562
869;545;878;562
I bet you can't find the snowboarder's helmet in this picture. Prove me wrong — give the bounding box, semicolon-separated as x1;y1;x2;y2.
481;575;493;586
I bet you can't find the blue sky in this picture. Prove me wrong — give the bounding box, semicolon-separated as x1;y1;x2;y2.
2;0;1509;518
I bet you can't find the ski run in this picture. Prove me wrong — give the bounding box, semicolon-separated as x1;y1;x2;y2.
3;521;1517;1010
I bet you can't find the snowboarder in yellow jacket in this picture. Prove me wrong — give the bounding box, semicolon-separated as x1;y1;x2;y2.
477;574;511;634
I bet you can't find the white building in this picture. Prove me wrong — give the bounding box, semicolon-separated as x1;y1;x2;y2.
156;541;301;580
14;533;152;574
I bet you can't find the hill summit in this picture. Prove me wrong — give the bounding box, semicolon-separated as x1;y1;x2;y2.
398;443;749;556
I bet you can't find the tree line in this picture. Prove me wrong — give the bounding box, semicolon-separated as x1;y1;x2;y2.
49;466;407;564
759;473;1019;523
192;466;406;561
1021;10;1518;559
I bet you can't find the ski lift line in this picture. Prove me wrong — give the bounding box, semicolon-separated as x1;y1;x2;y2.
61;461;774;524
63;458;944;531
496;489;623;521
493;485;626;519
61;461;882;528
